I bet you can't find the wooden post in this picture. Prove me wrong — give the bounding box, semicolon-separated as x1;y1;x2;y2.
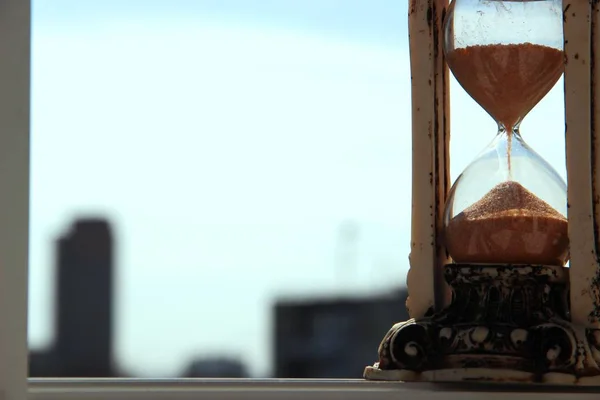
405;0;451;318
564;0;600;327
0;1;31;399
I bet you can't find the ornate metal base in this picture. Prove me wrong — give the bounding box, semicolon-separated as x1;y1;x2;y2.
364;264;600;385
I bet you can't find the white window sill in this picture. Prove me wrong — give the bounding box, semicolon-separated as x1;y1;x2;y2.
27;379;600;400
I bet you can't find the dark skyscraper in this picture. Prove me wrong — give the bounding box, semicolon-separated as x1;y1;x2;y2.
55;218;114;377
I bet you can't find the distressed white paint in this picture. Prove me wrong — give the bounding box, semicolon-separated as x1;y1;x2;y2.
563;0;600;327
405;0;451;318
590;0;600;326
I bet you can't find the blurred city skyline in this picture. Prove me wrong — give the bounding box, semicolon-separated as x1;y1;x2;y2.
29;0;567;378
30;215;408;379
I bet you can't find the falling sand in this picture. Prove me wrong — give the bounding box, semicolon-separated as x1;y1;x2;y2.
445;181;569;266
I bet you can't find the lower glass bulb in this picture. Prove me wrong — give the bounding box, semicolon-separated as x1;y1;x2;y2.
443;131;569;266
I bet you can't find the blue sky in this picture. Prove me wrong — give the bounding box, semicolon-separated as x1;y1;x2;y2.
29;0;566;377
34;0;406;45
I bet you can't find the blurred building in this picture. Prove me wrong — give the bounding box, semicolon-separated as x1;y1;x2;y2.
273;288;409;378
30;218;114;377
29;349;59;377
182;357;249;378
56;218;114;376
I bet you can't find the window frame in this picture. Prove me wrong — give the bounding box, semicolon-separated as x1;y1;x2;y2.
9;1;600;399
1;0;31;399
25;379;600;400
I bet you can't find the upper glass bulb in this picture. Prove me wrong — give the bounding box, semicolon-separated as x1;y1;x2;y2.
442;0;568;266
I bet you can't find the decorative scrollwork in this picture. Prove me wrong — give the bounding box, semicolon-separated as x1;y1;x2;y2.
441;264;570;325
531;324;577;372
389;322;433;370
586;329;600;364
364;264;600;382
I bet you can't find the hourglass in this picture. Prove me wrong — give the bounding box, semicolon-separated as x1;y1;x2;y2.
363;0;600;384
443;0;568;267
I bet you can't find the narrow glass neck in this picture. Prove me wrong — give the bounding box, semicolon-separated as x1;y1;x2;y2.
497;121;522;137
494;123;523;181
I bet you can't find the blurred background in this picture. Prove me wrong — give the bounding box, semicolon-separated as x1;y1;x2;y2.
28;0;566;378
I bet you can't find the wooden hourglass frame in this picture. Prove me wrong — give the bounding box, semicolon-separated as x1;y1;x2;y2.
364;0;600;385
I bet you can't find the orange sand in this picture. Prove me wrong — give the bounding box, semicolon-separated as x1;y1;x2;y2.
445;181;569;266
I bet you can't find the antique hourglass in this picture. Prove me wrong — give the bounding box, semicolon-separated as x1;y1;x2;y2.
443;0;568;266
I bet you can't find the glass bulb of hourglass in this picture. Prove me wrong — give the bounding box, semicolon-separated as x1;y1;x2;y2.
442;0;568;266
